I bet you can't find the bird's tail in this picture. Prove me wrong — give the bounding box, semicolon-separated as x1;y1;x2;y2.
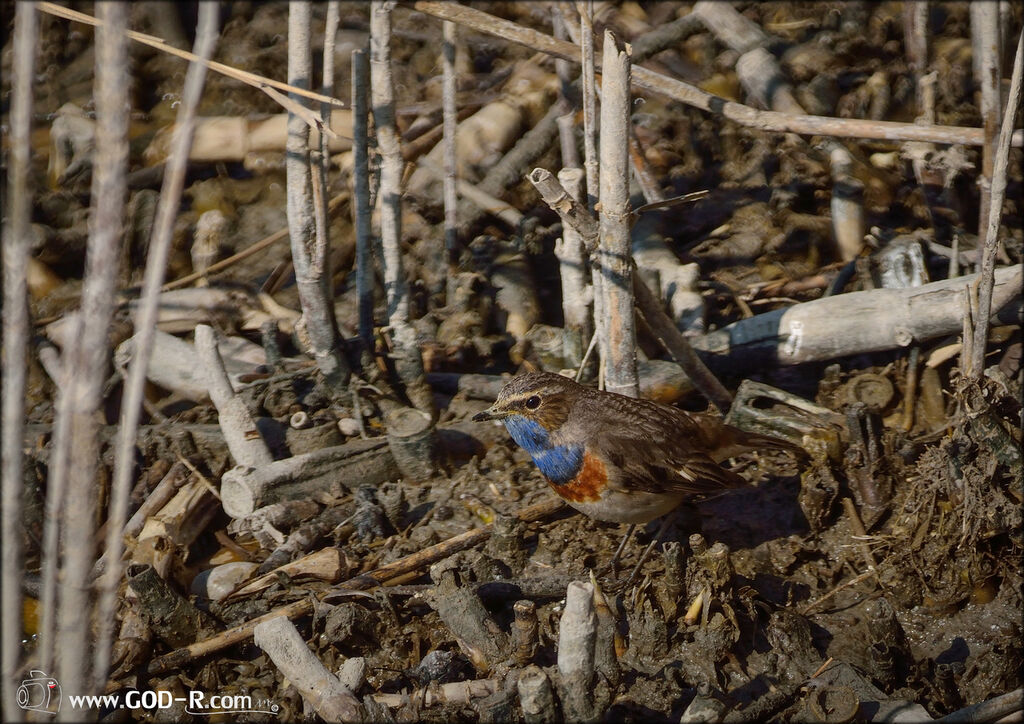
705;421;806;464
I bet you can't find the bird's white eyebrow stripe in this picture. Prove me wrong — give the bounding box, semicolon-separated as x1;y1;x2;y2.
499;387;558;405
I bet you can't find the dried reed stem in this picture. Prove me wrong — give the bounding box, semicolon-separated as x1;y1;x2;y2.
352;48;375;354
287;2;350;391
597;30;638;398
969;29;1024;378
1;4;37;718
54;2;130;703
371;0;432;413
94;3;220;691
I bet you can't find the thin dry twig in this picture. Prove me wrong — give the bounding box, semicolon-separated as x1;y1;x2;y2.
411;1;1024;148
36;2;347;110
969;29;1024;379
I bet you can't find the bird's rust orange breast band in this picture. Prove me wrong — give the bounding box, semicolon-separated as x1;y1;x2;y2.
548;451;606;503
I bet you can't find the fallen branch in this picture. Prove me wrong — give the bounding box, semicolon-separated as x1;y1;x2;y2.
693;267;1022;368
253;615;364;722
410;1;1024;148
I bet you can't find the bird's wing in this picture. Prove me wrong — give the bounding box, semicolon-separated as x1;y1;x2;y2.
588;398;750;495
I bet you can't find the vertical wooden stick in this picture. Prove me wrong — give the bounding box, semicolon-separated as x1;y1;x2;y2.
287;2;350;391
55;2;130;701
352;48;374;355
1;3;37;717
371;0;433;414
442;20;459;302
555;168;592;369
970;1;1002;240
96;4;220;690
970;29;1024;378
598;30;638;398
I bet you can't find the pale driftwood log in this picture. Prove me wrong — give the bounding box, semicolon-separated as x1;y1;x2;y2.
122;461;189;540
223;413;513;518
632;230;705;337
412;1;1024;148
696;0;804;119
557;580;599;721
417;158;523;227
195;324;273;467
143;112;353;164
692;266;1022;367
46;287;259;347
934;688;1023;724
597;30;638;397
125;287;257;334
405;60;541;198
903;1;928;73
253;616;364;722
493;250;541;341
690;0;766;53
221;437;396;519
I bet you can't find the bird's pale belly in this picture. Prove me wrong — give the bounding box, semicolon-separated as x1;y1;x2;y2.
552;484;687;524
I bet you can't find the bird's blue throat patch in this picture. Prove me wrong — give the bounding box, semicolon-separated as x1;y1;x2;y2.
503;415;583;486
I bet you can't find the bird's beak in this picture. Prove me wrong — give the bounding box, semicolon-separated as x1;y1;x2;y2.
472;405;505;422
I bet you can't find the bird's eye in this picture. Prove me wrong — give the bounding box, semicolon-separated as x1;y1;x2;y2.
525;395;541;410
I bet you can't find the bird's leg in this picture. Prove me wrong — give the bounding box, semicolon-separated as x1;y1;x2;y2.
600;523;637;578
622;512;677;589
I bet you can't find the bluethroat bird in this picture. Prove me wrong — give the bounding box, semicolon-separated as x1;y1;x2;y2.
472;371;802;528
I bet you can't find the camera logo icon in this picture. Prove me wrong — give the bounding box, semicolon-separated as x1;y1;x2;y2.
17;670;61;714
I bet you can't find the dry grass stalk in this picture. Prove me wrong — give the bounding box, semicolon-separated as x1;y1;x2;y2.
1;3;37;717
969;29;1024;379
50;2;130;701
95;3;220;690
